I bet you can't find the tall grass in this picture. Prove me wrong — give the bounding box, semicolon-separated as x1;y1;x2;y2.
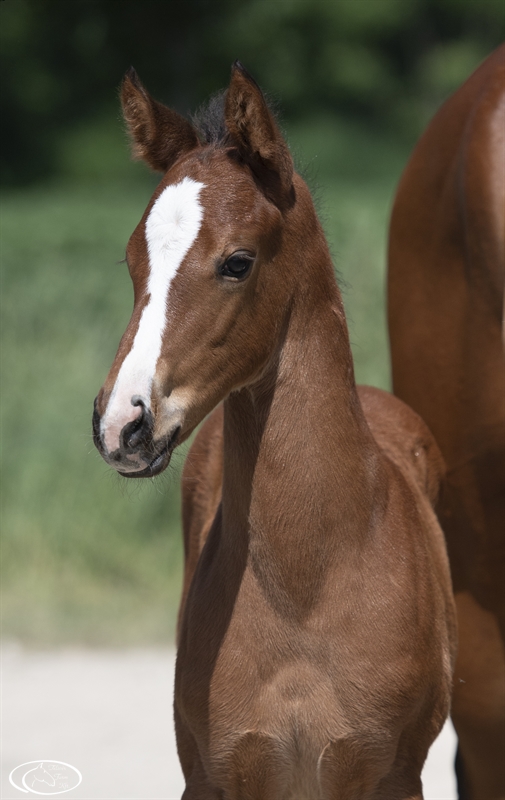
1;114;408;644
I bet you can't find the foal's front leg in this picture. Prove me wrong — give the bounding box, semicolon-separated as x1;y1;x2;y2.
318;735;427;800
181;772;222;800
175;706;221;800
177;724;295;799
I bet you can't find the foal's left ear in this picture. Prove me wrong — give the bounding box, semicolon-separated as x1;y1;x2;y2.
121;67;199;173
225;62;294;209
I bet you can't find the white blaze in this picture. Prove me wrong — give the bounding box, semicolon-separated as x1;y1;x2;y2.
101;177;205;453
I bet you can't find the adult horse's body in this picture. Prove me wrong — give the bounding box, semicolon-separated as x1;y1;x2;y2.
388;45;505;800
93;64;456;798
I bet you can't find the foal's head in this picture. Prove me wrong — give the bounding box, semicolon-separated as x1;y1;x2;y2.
93;63;321;477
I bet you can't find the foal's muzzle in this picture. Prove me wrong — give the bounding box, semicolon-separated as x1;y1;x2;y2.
92;396;180;478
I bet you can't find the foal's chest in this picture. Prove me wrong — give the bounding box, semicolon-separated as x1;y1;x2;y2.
179;620;361;793
176;549;409;794
204;662;345;795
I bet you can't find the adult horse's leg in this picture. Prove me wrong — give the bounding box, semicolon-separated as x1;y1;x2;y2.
455;747;471;800
441;447;505;798
451;591;505;799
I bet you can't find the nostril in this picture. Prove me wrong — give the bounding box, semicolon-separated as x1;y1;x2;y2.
123;415;144;451
92;397;102;448
121;397;152;452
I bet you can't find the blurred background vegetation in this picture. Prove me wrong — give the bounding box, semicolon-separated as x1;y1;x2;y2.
1;0;503;645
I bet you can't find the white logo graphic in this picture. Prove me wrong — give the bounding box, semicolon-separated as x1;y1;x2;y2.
9;761;82;795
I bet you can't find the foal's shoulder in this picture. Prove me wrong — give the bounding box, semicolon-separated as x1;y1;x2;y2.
357;385;445;506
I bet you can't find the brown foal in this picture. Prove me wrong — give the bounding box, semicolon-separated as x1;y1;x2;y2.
93;64;456;798
388;45;505;800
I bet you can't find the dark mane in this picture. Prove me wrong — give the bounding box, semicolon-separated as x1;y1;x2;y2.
191;91;229;146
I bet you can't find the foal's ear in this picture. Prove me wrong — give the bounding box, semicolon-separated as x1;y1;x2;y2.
121;68;199;173
225;62;294;209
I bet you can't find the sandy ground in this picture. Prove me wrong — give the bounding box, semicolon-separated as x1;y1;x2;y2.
1;643;457;799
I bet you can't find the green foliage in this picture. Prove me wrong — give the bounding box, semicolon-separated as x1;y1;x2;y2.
1;0;503;185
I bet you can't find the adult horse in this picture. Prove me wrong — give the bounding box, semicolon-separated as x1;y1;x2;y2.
388;45;505;800
93;63;456;798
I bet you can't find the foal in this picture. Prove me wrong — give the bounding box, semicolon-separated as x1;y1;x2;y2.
93;64;456;799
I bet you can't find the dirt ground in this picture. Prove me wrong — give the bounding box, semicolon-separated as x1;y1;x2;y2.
1;643;457;799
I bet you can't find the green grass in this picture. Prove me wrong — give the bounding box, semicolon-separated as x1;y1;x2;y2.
1;114;408;645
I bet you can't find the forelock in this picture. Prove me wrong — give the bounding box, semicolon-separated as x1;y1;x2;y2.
192;91;230;146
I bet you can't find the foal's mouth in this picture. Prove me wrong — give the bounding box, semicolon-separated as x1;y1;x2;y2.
118;425;181;479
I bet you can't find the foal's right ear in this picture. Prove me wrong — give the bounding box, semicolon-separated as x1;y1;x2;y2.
120;68;199;173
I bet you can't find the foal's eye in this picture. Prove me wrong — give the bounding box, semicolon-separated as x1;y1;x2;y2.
219;253;254;280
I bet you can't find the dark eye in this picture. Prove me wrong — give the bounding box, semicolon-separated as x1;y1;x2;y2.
219;253;254;280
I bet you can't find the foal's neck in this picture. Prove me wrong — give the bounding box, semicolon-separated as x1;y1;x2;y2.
221;217;382;615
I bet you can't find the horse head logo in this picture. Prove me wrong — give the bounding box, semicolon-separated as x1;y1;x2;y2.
27;763;56;788
9;760;82;795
